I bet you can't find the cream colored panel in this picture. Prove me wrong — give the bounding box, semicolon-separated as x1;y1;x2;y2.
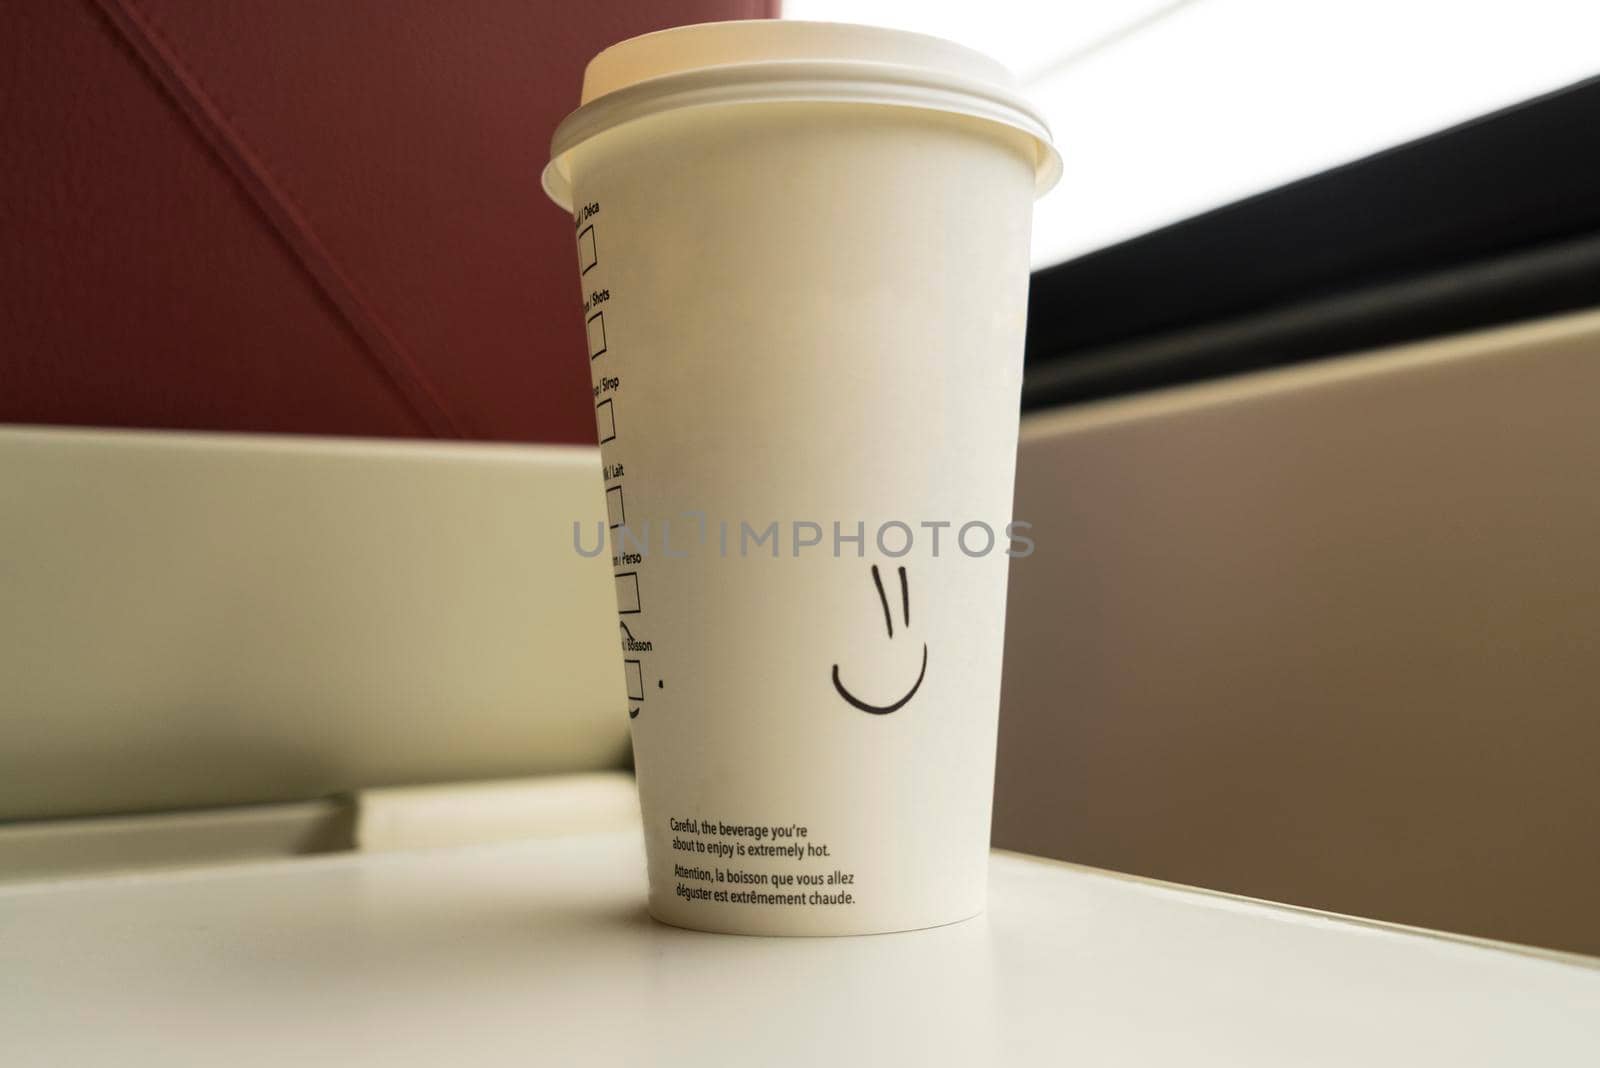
0;429;628;820
355;771;641;853
0;800;351;882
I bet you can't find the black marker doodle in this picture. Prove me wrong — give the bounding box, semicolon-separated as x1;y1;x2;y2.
871;565;894;638
832;565;928;715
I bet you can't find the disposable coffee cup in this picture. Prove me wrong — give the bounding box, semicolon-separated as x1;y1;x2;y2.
545;20;1059;936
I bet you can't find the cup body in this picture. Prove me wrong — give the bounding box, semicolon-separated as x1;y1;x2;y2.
567;99;1038;935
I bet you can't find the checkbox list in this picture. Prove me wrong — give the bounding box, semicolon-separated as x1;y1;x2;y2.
595;398;616;443
615;571;641;614
578;225;598;274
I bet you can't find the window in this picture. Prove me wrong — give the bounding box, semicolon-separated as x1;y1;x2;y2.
784;1;1600;267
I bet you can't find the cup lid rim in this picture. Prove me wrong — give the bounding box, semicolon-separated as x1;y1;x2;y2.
543;20;1061;211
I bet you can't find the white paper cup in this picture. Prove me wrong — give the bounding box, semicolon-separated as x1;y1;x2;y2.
545;20;1059;936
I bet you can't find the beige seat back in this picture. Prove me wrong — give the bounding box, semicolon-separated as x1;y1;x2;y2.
994;309;1600;957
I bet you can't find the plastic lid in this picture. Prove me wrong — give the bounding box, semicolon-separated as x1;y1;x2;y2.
543;20;1061;210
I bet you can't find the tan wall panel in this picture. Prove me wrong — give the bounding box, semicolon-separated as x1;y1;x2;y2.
995;310;1600;956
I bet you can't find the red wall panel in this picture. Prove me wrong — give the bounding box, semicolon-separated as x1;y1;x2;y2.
0;0;775;443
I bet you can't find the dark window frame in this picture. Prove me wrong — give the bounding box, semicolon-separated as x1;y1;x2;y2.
1023;75;1600;411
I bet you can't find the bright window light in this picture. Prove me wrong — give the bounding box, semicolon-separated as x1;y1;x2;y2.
783;1;1600;268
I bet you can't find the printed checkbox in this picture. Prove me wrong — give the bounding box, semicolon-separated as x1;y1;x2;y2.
615;571;641;614
605;485;625;529
586;311;607;360
595;398;616;444
578;225;598;274
624;659;645;702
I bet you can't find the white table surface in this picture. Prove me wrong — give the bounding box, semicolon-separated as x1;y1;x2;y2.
3;829;1596;1066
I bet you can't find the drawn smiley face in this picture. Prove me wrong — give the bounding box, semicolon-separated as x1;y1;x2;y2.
831;564;928;715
